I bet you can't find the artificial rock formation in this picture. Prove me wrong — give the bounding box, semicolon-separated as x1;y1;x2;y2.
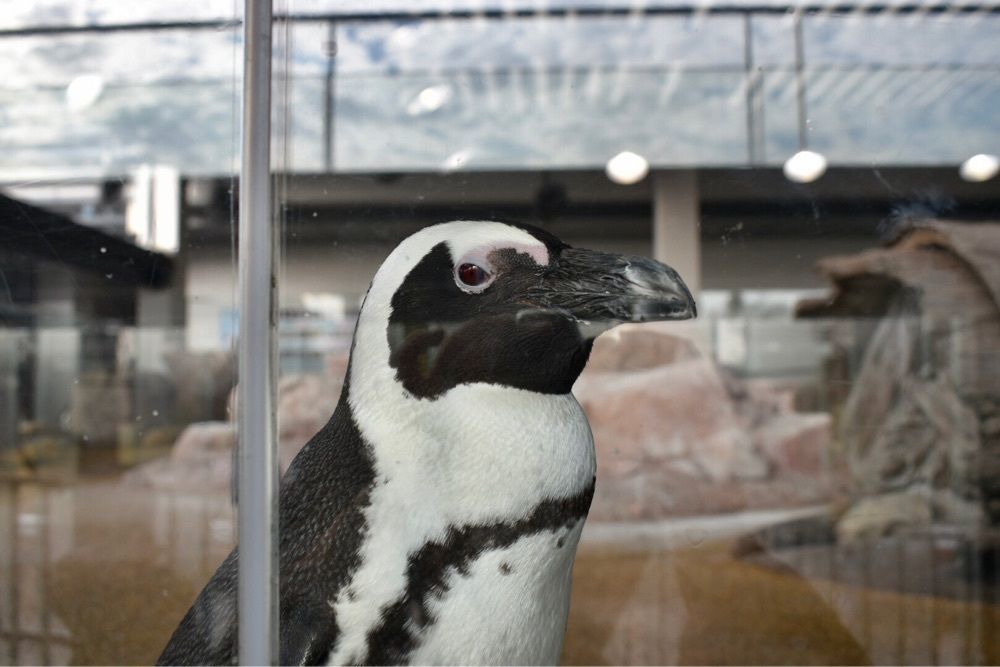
133;326;836;521
576;326;836;521
799;220;1000;539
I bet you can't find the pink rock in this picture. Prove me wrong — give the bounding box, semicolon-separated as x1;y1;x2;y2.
755;413;832;477
133;368;345;493
576;331;836;520
586;326;700;373
277;374;343;470
575;359;768;484
170;422;237;465
326;354;349;383
123;421;236;492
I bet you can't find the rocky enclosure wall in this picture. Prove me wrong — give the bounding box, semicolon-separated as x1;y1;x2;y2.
129;327;838;520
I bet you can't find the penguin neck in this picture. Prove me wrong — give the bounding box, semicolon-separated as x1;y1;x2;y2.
350;283;596;403
345;308;597;523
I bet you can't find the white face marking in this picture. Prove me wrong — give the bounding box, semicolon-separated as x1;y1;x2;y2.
325;221;596;665
364;220;548;311
452;239;549;293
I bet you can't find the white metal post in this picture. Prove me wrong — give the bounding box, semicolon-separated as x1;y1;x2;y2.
238;0;278;663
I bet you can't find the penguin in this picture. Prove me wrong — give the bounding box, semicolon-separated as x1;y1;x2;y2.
158;220;696;666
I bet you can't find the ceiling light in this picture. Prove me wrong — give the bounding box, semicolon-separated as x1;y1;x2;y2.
66;74;104;112
783;150;828;183
442;149;471;172
407;85;452;116
389;25;419;51
606;151;649;185
959;154;999;183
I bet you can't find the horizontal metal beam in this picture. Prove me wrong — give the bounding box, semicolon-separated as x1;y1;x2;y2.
2;2;998;36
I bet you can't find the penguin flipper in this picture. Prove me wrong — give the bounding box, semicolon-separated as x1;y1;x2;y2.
159;395;373;666
157;551;239;666
279;597;339;666
156;552;337;667
157;555;337;666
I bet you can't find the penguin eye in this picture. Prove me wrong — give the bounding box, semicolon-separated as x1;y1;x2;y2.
457;263;491;287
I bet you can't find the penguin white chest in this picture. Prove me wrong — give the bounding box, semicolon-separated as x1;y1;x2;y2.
410;524;585;666
328;387;596;665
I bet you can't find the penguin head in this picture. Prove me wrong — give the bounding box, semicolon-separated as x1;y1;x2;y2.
352;220;696;399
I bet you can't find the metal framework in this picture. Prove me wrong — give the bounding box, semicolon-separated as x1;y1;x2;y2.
237;0;279;663
1;2;995;173
1;2;999;37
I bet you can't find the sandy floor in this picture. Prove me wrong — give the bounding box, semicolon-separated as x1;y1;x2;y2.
1;476;998;665
565;541;1000;665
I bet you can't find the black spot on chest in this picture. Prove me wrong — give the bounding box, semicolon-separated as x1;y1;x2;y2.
388;244;592;399
360;479;595;665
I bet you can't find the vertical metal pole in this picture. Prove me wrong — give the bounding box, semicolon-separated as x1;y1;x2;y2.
8;483;19;666
322;20;337;172
743;12;765;164
238;0;278;664
793;10;809;150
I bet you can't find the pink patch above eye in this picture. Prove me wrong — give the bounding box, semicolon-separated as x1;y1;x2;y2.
503;242;549;267
458;263;490;286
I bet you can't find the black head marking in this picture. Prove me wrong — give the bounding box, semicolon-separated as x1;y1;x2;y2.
388;242;592;399
500;220;569;257
384;221;695;400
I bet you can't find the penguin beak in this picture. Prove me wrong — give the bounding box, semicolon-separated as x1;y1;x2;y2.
534;247;697;325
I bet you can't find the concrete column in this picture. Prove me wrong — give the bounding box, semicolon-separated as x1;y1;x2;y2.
34;328;79;429
136;195;187;375
33;265;79;427
133;242;187;433
0;332;19;450
133;192;187;433
652;170;701;295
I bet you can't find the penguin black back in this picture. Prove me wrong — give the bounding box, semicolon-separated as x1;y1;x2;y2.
157;378;376;666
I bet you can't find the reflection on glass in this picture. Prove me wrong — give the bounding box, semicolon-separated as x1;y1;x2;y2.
2;2;999;666
0;14;242;667
606;151;651;186
961;154;1000;183
783;149;828;183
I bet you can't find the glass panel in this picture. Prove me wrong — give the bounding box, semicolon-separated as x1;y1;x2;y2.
335;15;747;71
759;13;1000;166
8;2;989;666
0;14;241;666
803;13;1000;66
0;30;242;179
332;15;750;170
806;68;1000;163
335;69;749;170
0;1;239;30
273;4;1000;666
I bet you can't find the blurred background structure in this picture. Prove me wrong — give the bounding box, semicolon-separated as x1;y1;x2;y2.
0;0;998;664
